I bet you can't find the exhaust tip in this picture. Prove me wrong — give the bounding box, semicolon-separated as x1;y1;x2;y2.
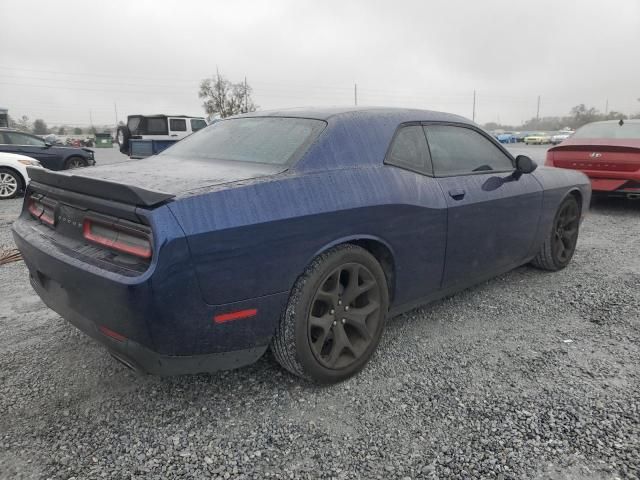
626;193;640;200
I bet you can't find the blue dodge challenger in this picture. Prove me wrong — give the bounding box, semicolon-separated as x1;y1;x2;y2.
12;107;591;383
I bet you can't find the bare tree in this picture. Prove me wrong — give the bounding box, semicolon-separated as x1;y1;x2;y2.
198;71;257;118
14;115;31;132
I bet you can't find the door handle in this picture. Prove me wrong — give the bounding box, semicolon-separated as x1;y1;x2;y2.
170;134;178;137
448;188;466;200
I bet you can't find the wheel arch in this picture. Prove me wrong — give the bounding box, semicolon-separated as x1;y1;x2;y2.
562;188;584;219
308;235;397;303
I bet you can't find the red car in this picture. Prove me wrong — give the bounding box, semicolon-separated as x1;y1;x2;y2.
546;119;640;198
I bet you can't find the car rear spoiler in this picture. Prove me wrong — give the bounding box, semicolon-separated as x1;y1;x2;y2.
27;167;175;207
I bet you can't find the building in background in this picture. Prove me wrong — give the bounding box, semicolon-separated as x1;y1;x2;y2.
0;108;8;128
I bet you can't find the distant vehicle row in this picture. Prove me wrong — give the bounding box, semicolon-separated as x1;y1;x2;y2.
492;130;574;145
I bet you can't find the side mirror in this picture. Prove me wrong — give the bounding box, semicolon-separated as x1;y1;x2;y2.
44;142;52;148
515;155;537;174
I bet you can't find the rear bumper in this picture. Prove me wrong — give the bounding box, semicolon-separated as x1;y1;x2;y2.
30;274;267;375
13;215;285;375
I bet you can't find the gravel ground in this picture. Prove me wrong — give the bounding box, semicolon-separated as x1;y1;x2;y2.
0;146;639;479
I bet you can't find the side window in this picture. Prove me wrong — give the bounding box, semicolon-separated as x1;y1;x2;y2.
146;118;168;135
424;125;513;176
386;125;431;174
5;132;45;146
169;118;187;132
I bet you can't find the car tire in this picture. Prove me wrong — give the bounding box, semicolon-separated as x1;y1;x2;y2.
271;244;389;384
64;156;87;169
531;195;581;271
117;126;131;154
0;167;22;200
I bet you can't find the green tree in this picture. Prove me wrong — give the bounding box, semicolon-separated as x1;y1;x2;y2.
198;71;257;118
57;126;67;135
73;127;83;135
33;119;48;135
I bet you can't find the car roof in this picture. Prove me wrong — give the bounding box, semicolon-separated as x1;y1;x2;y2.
0;128;37;135
582;119;640;125
239;106;472;124
128;114;204;119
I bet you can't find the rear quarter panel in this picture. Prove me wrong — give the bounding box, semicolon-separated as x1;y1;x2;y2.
168;166;448;309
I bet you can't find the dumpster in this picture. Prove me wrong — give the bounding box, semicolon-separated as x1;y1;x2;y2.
129;139;177;159
94;132;113;148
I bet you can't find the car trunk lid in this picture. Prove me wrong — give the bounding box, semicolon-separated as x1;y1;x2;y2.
28;155;286;205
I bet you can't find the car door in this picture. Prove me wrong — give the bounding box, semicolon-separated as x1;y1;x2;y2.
384;124;447;301
168;118;188;140
3;131;60;167
424;123;543;289
0;132;22;155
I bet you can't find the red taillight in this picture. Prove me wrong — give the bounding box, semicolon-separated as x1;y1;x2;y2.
83;218;152;259
28;197;55;226
98;325;126;342
214;309;258;324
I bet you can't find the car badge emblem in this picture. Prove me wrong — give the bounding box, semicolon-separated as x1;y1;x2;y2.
589;152;602;158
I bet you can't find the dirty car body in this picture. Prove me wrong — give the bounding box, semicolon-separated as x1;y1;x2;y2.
12;108;591;376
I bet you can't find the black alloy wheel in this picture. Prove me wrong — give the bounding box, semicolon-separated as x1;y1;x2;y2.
308;262;382;370
271;244;389;383
531;195;581;271
552;199;580;263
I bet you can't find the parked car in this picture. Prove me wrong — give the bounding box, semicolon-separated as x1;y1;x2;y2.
546;119;640;198
496;132;516;144
0;129;95;170
0;151;41;199
13;108;591;383
512;131;528;143
524;132;551;145
117;114;208;157
550;131;573;145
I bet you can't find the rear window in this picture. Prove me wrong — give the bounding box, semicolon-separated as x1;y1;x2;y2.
190;118;207;132
170;119;187;132
161;117;326;165
146;118;168;135
573;122;640;140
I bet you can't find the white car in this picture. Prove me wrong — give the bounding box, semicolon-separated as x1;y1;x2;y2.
0;152;41;199
550;131;574;145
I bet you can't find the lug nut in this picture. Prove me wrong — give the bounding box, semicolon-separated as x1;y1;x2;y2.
332;320;337;326
330;309;335;315
344;306;349;311
338;300;342;305
341;318;346;324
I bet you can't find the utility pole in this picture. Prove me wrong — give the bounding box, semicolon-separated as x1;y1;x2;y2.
605;98;609;115
536;95;541;122
244;76;248;113
89;109;93;130
354;83;358;106
113;102;118;125
472;90;476;122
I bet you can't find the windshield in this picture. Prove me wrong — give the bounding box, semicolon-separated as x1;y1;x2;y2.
162;117;326;165
573;122;640;139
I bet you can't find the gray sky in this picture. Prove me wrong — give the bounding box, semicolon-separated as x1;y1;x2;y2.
1;0;639;127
